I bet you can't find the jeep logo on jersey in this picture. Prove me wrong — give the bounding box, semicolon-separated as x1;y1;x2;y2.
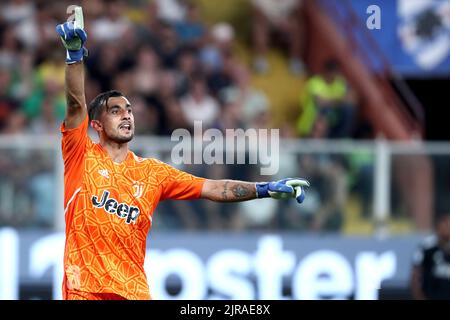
91;191;140;224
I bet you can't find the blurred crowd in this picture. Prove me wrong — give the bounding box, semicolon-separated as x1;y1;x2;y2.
0;0;272;136
0;0;370;138
0;0;376;232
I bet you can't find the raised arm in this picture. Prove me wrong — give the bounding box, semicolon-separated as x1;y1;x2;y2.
64;62;87;129
201;178;310;203
56;18;88;129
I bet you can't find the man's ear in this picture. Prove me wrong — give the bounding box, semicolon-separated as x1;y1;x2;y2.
90;119;103;132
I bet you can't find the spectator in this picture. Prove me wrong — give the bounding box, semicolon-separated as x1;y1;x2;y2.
154;0;187;24
174;46;199;97
134;0;162;50
81;0;104;21
84;76;101;109
154;22;182;69
216;95;245;132
1;0;34;25
0;26;33;102
234;163;278;231
1;0;37;49
219;63;270;129
35;50;65;91
293;154;347;232
12;49;34;102
209;53;237;99
173;2;206;48
179;73;220;130
199;24;237;97
90;0;131;43
111;70;133;96
347;150;374;219
0;150;34;227
236;192;278;230
411;213;450;300
251;0;305;75
159;71;189;132
21;54;66;124
2;110;26;134
28;96;60;134
0;66;18;132
28;151;55;228
34;2;59;49
126;94;158;135
86;43;124;92
198;38;223;74
0;24;22;69
147;70;188;135
131;45;161;97
210;22;235;56
296;60;356;139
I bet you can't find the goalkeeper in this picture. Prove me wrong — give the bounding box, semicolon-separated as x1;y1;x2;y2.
56;12;310;300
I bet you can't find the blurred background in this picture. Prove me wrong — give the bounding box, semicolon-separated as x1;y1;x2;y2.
0;0;450;300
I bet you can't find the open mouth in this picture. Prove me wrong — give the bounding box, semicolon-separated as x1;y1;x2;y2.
119;123;132;132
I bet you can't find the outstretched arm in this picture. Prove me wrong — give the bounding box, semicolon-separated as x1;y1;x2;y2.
201;178;310;203
201;180;257;202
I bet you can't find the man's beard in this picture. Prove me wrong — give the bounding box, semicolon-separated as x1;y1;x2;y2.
107;131;134;144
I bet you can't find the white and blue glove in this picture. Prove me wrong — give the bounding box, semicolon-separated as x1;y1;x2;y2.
56;21;88;64
256;178;310;204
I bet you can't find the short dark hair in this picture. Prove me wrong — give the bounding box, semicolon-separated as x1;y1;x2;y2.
88;90;125;121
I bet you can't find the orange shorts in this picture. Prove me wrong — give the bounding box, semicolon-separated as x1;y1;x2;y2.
66;290;127;300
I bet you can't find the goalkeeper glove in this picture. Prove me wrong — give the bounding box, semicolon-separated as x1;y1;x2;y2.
56;21;88;64
256;178;310;204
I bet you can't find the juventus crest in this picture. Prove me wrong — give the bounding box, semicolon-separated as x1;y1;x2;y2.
132;181;144;198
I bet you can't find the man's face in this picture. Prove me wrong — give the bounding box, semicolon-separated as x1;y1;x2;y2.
98;96;135;143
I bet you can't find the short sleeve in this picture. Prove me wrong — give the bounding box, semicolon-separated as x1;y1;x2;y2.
158;163;205;201
60;115;91;207
61;115;90;165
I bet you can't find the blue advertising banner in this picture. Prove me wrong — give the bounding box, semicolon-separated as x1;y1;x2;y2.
345;0;450;77
0;228;423;300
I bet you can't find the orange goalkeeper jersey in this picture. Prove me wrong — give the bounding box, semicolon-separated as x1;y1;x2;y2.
61;115;205;300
